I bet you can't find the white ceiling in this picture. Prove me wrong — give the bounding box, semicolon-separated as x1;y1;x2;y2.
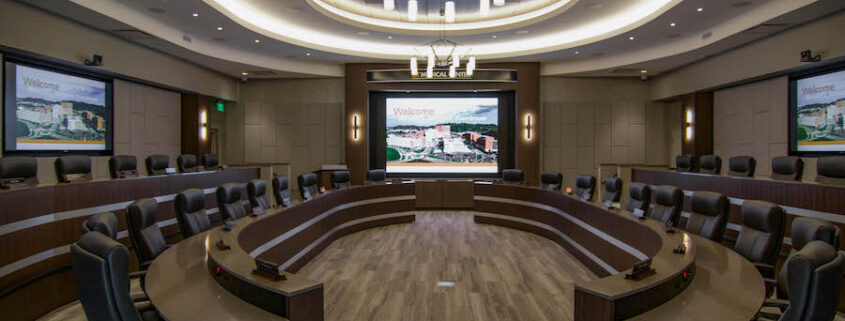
17;0;845;79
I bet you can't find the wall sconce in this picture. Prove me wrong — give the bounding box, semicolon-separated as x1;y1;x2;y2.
525;114;533;140
200;110;208;140
684;110;693;141
353;115;360;140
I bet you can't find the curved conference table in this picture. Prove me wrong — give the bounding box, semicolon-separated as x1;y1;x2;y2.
145;181;764;321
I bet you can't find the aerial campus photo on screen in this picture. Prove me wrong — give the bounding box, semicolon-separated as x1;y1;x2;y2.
385;97;499;173
14;65;108;150
796;70;845;152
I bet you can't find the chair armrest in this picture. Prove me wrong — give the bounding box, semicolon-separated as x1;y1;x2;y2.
762;298;790;309
134;300;155;312
129;271;146;279
131;293;149;302
140;260;152;270
754;263;776;278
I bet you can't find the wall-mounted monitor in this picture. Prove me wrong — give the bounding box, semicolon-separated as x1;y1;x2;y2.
3;59;113;156
369;91;515;178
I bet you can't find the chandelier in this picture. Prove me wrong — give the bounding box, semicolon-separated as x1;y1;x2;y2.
406;1;477;79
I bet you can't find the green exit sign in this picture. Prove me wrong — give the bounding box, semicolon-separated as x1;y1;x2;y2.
216;101;224;112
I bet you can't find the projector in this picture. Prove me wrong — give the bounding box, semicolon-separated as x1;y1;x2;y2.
800;50;821;63
84;54;103;67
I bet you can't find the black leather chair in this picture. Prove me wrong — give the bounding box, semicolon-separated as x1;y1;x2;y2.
728;156;756;177
81;212;118;239
202;154;219;171
734;200;785;280
175;189;212;238
71;232;160;321
247;179;272;211
367;169;386;184
298;173;319;200
0;156;38;188
647;186;683;226
176;154;198;173
271;176;292;207
816;156;845;185
540;172;562;191
601;177;622;203
145;155;169;176
502;169;524;184
772;217;841;302
55;155;92;183
771;156;803;181
574;175;596;201
216;183;246;221
675;154;694;172
331;171;351;190
758;241;844;321
125;199;167;269
699;155;722;175
109;155;138;179
625;183;652;213
684;191;728;242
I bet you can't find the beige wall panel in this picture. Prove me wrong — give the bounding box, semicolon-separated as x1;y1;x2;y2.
544;146;561;172
245;103;262;125
244;125;261;162
596;124;612;164
543;103;561;146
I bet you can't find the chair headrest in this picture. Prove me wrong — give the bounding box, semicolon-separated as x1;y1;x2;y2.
248;179;267;197
789;240;838;275
772;156;803;176
127;198;158;229
83;212;118;239
76;231;127;261
178;154;197;169
331;171;350;183
56;155;91;175
576;175;596;189
655;185;682;206
729;156;755;173
110;155;136;171
676;155;693;170
176;189;206;213
740;200;784;233
218;183;243;204
367;169;386;182
502;169;524;182
604;177;622;192
541;172;562;185
298;173;317;187
791;217;840;251
147;154;169;170
629;183;651;201
691;191;726;217
0;156;37;179
202;154;219;168
700;155;721;170
273;176;289;190
818;156;845;179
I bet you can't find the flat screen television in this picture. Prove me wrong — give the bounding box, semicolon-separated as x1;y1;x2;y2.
789;67;845;156
369;91;515;178
3;59;113;156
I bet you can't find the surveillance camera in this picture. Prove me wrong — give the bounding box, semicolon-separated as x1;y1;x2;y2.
84;54;103;67
800;50;821;62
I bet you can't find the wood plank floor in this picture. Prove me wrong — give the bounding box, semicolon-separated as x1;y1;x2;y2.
295;211;596;321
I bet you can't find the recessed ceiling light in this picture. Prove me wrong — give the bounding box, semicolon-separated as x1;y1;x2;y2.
241;72;248;76
388;35;393;39
697;7;703;12
641;70;647;73
357;31;370;36
574;51;580;55
670;22;676;27
629;36;635;40
515;30;529;35
254;39;260;43
217;26;223;31
192;13;199;17
306;52;311;56
492;35;497;39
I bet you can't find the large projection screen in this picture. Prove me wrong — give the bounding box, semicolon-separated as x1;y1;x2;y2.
3;60;113;156
790;68;845;155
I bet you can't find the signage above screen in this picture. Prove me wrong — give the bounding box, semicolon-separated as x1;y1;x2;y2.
366;69;517;83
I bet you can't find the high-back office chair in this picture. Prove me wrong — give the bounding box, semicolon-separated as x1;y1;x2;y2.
647;186;683;226
331;171;352;190
271;176;292;207
625;183;652;213
684;191;728;242
217;183;246;221
699;155;722;175
540;172;562;191
298;173;319;200
71;232;160;321
367;169;386;184
202;154;219;171
502;169;524;184
81;212;118;239
760;241;844;321
771;156;804;181
602;177;623;203
177;154;199;173
145;154;169;176
675;155;694;172
125;198;167;269
247;179;272;211
0;156;38;188
728;156;756;177
774;217;841;301
734;200;785;280
574;175;596;201
55;155;93;183
109;155;138;179
175;189;212;239
816;156;845;185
